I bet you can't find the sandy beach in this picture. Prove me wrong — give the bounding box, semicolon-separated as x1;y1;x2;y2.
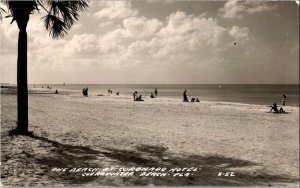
1;87;299;186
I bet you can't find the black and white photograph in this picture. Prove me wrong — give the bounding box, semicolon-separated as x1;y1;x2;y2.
0;0;299;186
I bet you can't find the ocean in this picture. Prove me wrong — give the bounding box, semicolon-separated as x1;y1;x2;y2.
30;84;299;107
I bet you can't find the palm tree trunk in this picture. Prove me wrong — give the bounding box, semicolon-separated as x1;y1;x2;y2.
16;16;29;135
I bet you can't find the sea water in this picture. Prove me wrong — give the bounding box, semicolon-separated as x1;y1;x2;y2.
30;84;299;107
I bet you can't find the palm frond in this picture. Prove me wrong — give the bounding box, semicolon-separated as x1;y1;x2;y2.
43;14;68;39
42;0;88;38
49;1;78;27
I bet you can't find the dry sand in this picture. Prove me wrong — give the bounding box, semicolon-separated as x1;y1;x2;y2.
1;87;299;186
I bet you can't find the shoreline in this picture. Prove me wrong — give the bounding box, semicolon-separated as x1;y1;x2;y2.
1;87;299;108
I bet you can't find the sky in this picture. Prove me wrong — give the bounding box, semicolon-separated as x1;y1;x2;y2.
0;0;299;84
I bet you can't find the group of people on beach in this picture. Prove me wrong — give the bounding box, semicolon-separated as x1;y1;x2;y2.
150;88;158;98
133;91;144;101
108;89;119;96
183;90;200;102
133;88;159;101
269;95;287;113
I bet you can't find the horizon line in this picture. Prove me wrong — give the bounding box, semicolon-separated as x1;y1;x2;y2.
1;83;299;85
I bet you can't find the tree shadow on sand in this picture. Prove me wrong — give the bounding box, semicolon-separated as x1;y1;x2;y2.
2;132;102;186
3;133;298;186
25;134;102;185
99;144;298;186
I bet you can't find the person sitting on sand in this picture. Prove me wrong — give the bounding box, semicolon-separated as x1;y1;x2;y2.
270;103;279;113
195;98;200;102
150;92;154;98
183;90;189;102
136;95;144;101
116;91;119;96
83;87;88;97
55;90;59;94
269;103;286;114
191;98;195;102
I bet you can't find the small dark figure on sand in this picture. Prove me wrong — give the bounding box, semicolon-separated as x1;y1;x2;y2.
183;90;188;102
282;95;286;106
270;103;285;113
150;92;154;98
108;89;111;94
116;91;119;96
83;87;88;97
154;88;158;98
55;90;59;94
195;98;200;102
136;95;144;101
191;98;195;102
133;91;138;101
270;103;279;113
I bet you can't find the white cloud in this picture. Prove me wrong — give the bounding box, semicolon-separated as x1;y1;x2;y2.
229;26;249;44
112;11;250;68
98;21;114;28
64;34;98;55
72;23;82;30
5;2;296;84
220;0;276;19
123;17;162;38
93;1;138;20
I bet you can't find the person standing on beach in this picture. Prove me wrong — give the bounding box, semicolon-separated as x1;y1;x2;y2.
282;95;286;106
183;90;189;102
154;88;158;98
133;91;137;101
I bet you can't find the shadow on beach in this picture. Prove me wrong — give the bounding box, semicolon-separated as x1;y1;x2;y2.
2;133;298;186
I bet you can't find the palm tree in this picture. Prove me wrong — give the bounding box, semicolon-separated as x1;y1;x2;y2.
0;0;89;135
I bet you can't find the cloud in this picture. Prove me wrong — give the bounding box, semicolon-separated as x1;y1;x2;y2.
146;0;176;4
115;11;250;68
98;21;114;28
123;16;163;38
64;34;98;55
220;0;276;19
7;2;297;84
93;1;138;20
